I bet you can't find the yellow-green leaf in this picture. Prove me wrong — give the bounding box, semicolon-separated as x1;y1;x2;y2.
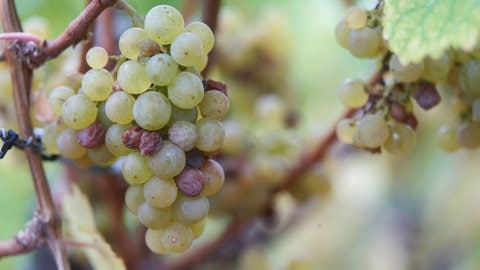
383;0;480;63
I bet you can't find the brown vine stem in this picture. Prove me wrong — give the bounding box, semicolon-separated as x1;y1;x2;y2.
201;0;221;77
0;0;70;269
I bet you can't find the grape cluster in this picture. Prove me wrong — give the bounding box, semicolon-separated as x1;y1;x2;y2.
334;4;480;155
45;5;228;254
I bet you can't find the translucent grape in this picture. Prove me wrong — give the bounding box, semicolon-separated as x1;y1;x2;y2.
436;124;460;152
133;91;171;130
345;6;368;30
116;60;151;94
383;123;416;155
86;46;109;69
48;86;76;116
122;152;154;184
192;54;208;71
167;72;204;109
183;22;215;54
172;194;209;224
198;90;229;120
105;124;133;156
125;184;144;214
42;123;62;154
336;118;356;144
189;219;206;239
195;118;225;152
389;54;424;83
87;144;117;166
353;112;389;148
119;27;148;59
347;27;379;58
159;222;194;253
338;78;368;108
138;203;174;229
456;121;480;149
335;19;351;49
81;69;114;101
201;159;225;196
105;91;135;124
148;141;186;178
62;94;98;129
145;229;169;254
145;54;178;86
170;32;205;67
143;177;178;208
57;128;87;159
421;54;451;83
144;5;184;45
168;121;199;151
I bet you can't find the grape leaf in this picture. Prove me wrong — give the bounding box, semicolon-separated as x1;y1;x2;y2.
383;0;480;63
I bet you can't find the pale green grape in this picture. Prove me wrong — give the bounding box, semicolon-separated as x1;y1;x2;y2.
170;32;205;67
335;19;351;49
389;54;424;83
459;59;480;98
145;229;169;254
436;124;461;152
143;176;178;208
198;90;229;120
119;27;148;59
42;123;62;154
347;27;379;58
168;121;199;151
189;219;206;239
125;184;144;214
87;144;117;166
62;94;98;129
138;203;174;229
345;6;368;30
145;54;178;86
96;101;114;129
421;54;451;82
382;123;416;155
122;152;154;184
172;194;209;224
133;91;171;130
184;22;215;54
196;118;225;152
193;54;208;72
338;78;368;108
168;104;198;126
57;128;87;159
353;112;389;148
116;60;151;94
448;96;468;116
105;91;135;124
148;141;186;178
167;72;204;109
144;5;184;45
81;69;114;101
335;118;356;144
105;124;133;156
160;222;194;253
457;121;480;149
48;85;75;115
86;46;109;69
201;159;225;196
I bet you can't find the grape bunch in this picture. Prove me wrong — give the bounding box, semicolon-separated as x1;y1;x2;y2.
334;4;480;155
44;5;228;254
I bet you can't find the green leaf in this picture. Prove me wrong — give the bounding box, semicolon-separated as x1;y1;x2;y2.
383;0;480;63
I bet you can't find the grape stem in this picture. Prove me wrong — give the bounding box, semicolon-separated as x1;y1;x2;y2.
114;0;144;28
0;32;42;45
0;0;70;269
200;0;221;77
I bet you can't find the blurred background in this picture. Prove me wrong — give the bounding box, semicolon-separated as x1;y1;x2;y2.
2;0;480;269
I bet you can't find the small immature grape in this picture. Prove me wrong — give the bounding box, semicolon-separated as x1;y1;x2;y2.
57;128;87;159
421;54;451;83
145;229;169;255
201;159;225;196
105;124;133;156
448;96;468;116
86;46;109;69
117;60;151;94
144;5;184;45
198;90;230;120
105;91;135;124
336;118;356;144
354;112;389;148
172;194;209;224
183;22;215;54
456;121;480;149
159;222;194;253
347;27;379;58
119;28;148;59
335;19;351;49
383;123;416;155
48;86;75;115
189;219;206;239
436;124;461;152
146;54;178;86
167;72;204;109
125;184;145;214
170;32;205;67
338;78;368;108
389;54;424;83
122;152;154;184
62;94;98;129
138;203;174;229
168;121;199;151
345;6;368;30
196;118;225;152
133;91;171;130
81;69;114;101
148;141;186;178
143;177;178;208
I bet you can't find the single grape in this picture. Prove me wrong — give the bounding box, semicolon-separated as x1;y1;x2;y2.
116;60;151;94
145;54;179;86
148;141;186;178
201;159;225;196
198;90;230;120
97;101;114;129
172;194;209;224
353;112;389;148
105;91;135;124
192;54;208;71
81;69;114;101
436;124;461;152
170;32;205;67
383;123;416;155
143;176;178;208
183;22;215;54
457;121;480;149
459;59;480;98
347;27;379;58
336;118;356;144
338;78;368;108
167;72;204;109
221;119;247;155
168;104;199;126
42;123;62;154
125;184;145;214
174;167;206;197
168;121;199;151
57;128;87;159
86;46;109;69
62;94;98;129
145;229;169;254
421;54;451;83
195;118;225;152
138;203;174;229
133;91;171;130
144;5;184;45
345;6;368;30
189;219;206;239
106;124;135;156
122;152;154;185
254;94;288;126
119;27;148;59
389;54;424;83
335;19;351;49
159;222;194;253
87;144;117;166
48;86;75;116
